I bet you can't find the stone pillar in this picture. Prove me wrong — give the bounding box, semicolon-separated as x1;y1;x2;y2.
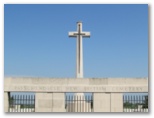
93;93;111;112
4;92;10;112
111;93;123;112
52;93;65;112
35;93;53;112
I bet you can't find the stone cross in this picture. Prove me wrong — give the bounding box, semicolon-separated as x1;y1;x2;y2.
69;21;90;78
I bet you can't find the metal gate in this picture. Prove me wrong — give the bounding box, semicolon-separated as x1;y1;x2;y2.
9;93;35;112
123;94;148;112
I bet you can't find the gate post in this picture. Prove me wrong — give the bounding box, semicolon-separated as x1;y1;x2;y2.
52;93;65;112
35;92;65;112
93;93;111;112
111;93;123;112
35;93;53;112
4;92;10;112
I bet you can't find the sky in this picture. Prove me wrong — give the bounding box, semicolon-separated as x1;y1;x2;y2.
4;4;148;78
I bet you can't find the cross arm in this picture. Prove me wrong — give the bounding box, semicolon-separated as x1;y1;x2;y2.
82;32;90;37
68;32;77;37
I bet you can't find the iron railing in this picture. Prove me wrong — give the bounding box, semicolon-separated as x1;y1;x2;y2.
123;95;148;112
9;94;35;112
65;94;93;112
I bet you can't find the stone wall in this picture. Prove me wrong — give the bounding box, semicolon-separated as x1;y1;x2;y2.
4;77;148;112
4;77;148;93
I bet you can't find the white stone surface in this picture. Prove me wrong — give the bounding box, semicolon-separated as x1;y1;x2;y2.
4;92;9;112
93;93;123;112
4;77;148;93
93;93;111;112
111;93;123;112
52;93;65;112
35;93;53;112
69;22;90;78
4;77;148;112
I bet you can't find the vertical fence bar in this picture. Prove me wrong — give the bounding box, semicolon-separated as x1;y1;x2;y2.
142;95;144;112
20;95;22;112
10;95;12;112
139;95;141;112
34;95;35;112
127;95;129;112
91;95;93;112
77;95;78;112
131;95;133;112
65;95;67;112
23;95;24;112
88;95;90;112
30;95;31;112
9;94;10;112
17;95;20;112
123;95;124;112
25;95;26;112
80;95;81;112
15;95;17;112
69;95;70;112
74;95;75;112
71;95;73;112
85;95;87;112
82;95;83;112
26;95;27;112
137;95;138;112
27;95;30;112
133;95;135;112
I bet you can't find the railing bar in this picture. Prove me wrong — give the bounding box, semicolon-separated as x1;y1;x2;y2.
131;95;132;111
136;95;138;112
26;95;28;112
139;95;141;112
28;95;29;112
85;95;88;112
17;95;19;112
143;96;144;112
30;95;31;112
74;95;75;112
80;95;81;112
69;95;70;112
20;95;22;112
77;95;78;112
34;95;35;112
81;95;84;112
88;95;89;112
65;95;66;112
71;95;73;112
91;95;92;112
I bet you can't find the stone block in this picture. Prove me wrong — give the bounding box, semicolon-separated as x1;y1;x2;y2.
111;93;123;112
4;92;9;112
52;93;65;112
93;93;111;112
35;93;53;112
